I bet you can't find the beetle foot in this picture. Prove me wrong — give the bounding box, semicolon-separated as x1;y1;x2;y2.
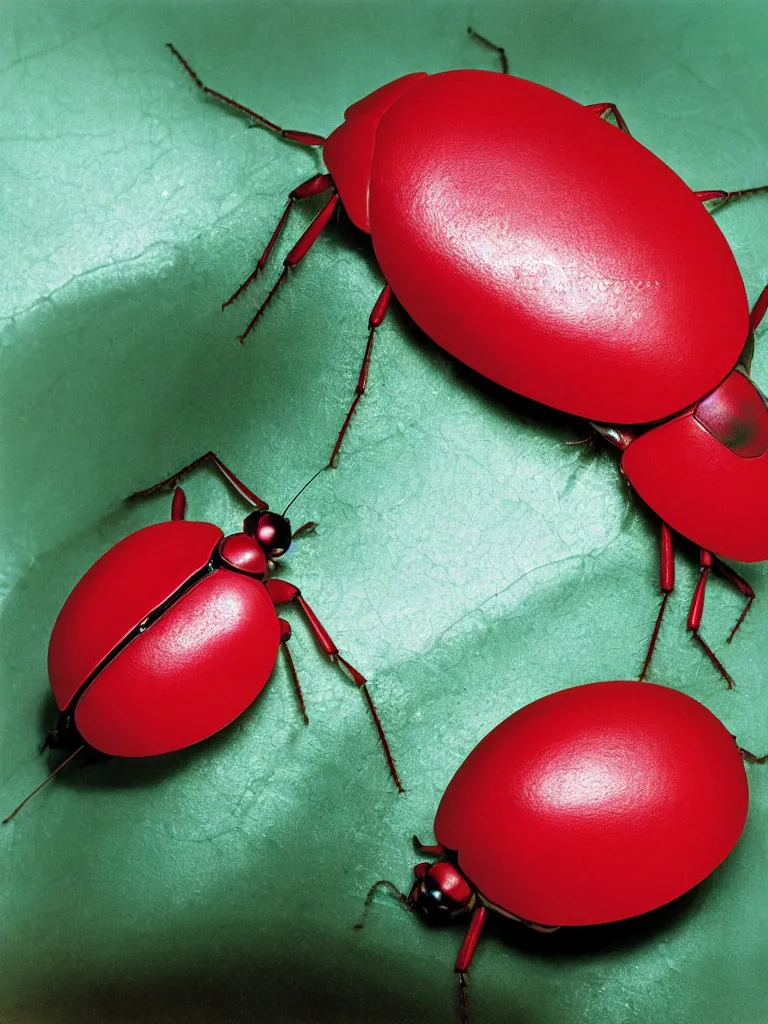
737;745;768;765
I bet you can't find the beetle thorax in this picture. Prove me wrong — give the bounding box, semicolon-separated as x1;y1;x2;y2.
323;73;428;233
218;533;268;576
693;368;768;457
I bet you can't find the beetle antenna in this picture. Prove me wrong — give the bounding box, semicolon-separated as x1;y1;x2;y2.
353;879;412;929
3;745;86;824
282;466;326;517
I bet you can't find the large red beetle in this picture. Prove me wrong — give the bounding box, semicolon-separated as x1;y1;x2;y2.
357;680;764;1023
3;454;401;823
165;33;768;686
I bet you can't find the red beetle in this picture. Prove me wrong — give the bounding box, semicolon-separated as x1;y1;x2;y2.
358;680;763;1022
3;453;401;823
166;33;768;686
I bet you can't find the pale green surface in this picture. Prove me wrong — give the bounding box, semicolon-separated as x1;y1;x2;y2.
1;2;768;1022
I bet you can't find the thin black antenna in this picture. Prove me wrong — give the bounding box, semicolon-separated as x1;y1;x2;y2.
282;466;326;517
3;745;86;824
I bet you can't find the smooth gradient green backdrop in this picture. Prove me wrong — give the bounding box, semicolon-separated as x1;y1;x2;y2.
2;2;768;1022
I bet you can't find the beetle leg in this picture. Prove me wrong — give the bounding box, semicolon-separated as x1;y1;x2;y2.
639;522;675;681
586;102;632;136
222;174;334;310
709;557;756;644
455;906;486;971
688;550;735;689
239;193;340;344
467;27;509;75
291;521;318;541
279;620;309;725
268;581;403;792
695;185;768;206
328;284;392;468
413;835;446;857
455;905;487;1024
296;593;404;792
170;487;186;521
750;282;768;332
166;44;325;146
127;451;269;510
736;743;768;765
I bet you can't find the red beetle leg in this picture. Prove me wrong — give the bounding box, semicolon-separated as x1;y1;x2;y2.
750;282;768;332
413;835;446;857
688;550;735;689
170;487;186;521
467;27;509;75
687;549;712;633
455;905;487;1024
222;174;334;310
711;557;756;644
239;193;340;344
639;522;675;682
128;451;269;510
267;581;403;792
291;521;318;542
455;905;486;972
166;44;325;146
328;283;392;468
695;184;768;206
292;598;405;790
586;102;631;136
265;578;300;605
279;620;309;725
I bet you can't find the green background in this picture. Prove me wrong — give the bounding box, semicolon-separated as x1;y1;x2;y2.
2;2;768;1021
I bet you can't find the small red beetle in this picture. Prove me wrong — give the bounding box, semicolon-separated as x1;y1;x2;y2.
3;453;402;823
358;680;764;1022
165;33;768;686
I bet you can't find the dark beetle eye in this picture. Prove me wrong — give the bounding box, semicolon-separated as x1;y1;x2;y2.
243;511;292;557
424;879;444;901
422;879;456;914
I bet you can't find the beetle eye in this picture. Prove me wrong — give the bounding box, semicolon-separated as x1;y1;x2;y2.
424;879;444;901
422;880;455;914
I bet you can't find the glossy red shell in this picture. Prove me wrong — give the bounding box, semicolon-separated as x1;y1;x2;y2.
48;521;223;711
623;374;768;562
434;681;748;926
324;73;428;232
74;569;280;757
357;71;747;424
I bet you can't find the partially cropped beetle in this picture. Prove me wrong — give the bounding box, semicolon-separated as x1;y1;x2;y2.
3;453;401;822
165;32;768;686
357;680;765;1022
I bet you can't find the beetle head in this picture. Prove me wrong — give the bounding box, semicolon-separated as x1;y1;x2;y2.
243;510;292;560
409;861;474;924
